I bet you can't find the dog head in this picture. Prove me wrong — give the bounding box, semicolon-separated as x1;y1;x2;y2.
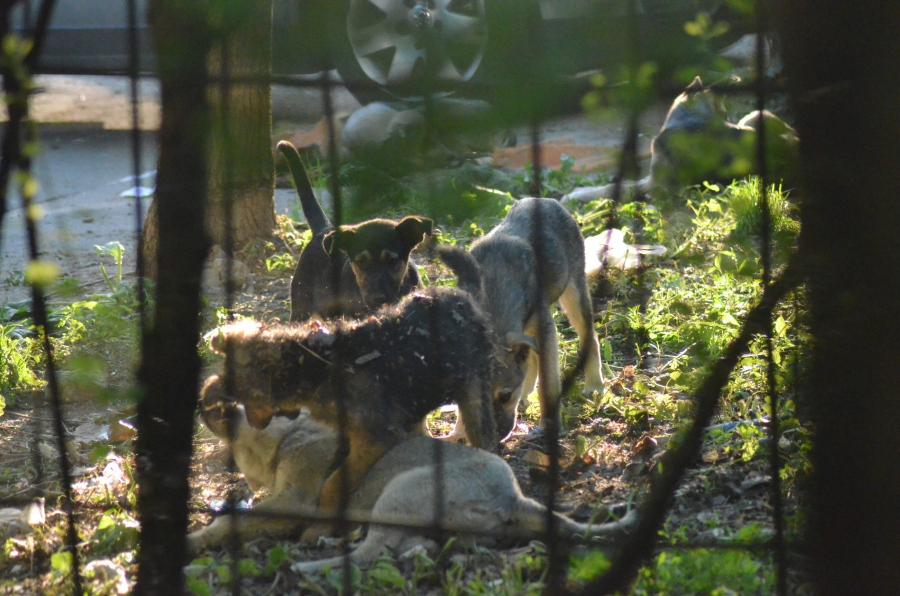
208;320;283;429
663;76;728;133
198;374;243;438
491;332;539;440
323;216;433;309
209;320;335;429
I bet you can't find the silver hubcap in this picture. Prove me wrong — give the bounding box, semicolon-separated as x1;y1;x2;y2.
347;0;488;87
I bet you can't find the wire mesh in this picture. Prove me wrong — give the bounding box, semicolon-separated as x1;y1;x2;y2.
0;0;801;593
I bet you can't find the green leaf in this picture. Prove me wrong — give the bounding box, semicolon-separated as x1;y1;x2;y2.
267;546;287;571
186;577;212;596
774;316;788;336
721;313;740;327
51;551;73;576
96;514;116;531
569;551;611;583
238;558;260;577
215;565;231;583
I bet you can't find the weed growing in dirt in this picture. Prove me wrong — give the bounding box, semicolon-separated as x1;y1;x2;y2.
93;242;125;293
0;325;42;413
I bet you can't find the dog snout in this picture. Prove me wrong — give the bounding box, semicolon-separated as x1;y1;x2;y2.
243;404;275;429
493;405;518;442
360;272;404;308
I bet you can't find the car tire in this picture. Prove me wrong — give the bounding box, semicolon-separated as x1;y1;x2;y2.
329;0;494;106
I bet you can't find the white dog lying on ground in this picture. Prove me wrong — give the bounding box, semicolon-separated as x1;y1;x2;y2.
584;228;667;275
188;394;637;573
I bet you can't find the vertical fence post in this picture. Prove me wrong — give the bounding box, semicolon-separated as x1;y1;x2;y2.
753;3;787;595
1;2;81;592
135;2;212;593
127;0;147;333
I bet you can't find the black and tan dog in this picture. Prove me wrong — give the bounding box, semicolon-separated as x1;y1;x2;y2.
278;141;433;321
438;198;604;441
563;77;798;204
207;286;498;541
188;403;637;565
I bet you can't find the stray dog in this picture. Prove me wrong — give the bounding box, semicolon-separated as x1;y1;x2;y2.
438;198;604;440
562;77;798;204
208;286;498;541
188;407;637;567
278;141;433;321
584;229;667;275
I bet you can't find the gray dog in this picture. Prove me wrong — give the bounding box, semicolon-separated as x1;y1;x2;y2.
438;198;604;440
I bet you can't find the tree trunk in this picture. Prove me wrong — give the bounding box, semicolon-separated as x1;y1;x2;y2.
141;0;275;279
205;0;275;254
135;0;211;594
777;3;900;595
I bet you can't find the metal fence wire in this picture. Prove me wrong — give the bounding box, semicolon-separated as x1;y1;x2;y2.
0;0;801;594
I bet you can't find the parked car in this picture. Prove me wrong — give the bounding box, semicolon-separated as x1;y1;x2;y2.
12;0;748;106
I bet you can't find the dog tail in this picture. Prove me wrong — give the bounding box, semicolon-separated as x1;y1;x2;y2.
514;498;639;544
436;245;483;294
277;141;331;235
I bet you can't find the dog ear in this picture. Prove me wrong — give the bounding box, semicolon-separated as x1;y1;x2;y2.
506;332;538;362
686;76;704;93
208;328;227;355
396;216;434;249
323;228;356;255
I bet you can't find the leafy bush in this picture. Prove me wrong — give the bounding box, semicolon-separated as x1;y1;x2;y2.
632;550;774;595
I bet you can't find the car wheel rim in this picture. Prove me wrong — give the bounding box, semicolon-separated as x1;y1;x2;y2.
347;0;487;89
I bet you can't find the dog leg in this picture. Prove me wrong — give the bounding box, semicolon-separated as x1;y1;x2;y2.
187;490;309;555
445;407;469;443
300;437;391;542
561;178;648;205
535;311;563;431
291;526;416;574
559;281;605;397
457;379;498;452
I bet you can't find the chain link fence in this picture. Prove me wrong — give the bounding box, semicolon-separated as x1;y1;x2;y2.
0;0;818;594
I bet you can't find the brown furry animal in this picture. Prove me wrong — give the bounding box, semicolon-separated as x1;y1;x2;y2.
278;141;432;321
208;286;498;541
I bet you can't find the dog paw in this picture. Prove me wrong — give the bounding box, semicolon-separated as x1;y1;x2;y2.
582;383;605;398
561;185;612;206
300;522;334;543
